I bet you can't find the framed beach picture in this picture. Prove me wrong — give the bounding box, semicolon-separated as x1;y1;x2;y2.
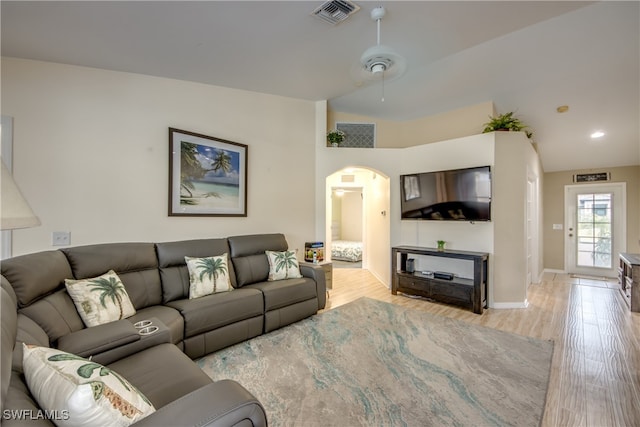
169;128;247;216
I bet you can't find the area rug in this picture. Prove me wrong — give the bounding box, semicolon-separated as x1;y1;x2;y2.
197;298;553;426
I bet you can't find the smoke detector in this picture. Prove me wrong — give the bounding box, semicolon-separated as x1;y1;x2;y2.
312;0;360;25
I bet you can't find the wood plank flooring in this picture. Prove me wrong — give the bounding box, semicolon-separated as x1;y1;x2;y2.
322;269;640;427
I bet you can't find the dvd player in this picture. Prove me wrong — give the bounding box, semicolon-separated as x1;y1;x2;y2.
433;271;454;280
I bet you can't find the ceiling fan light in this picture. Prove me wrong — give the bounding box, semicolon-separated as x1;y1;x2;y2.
371;63;386;75
360;45;397;73
350;6;407;88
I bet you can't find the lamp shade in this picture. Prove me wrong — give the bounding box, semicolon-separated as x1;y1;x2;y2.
1;162;40;230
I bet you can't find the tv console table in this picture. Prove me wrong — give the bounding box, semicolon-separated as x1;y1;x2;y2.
618;253;640;312
391;246;488;314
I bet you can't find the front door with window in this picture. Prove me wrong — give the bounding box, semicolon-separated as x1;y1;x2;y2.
565;183;626;278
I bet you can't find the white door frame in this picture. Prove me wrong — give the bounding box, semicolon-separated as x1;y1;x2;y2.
564;182;626;278
526;176;539;285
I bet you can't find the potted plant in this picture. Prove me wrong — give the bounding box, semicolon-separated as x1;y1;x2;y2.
437;240;446;251
482;112;533;139
326;129;345;147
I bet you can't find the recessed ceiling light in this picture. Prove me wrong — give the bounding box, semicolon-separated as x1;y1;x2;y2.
556;105;569;113
591;131;605;139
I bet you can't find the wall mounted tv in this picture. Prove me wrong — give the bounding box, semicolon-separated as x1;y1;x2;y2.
400;166;492;221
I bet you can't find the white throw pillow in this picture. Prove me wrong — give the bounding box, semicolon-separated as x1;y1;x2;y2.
185;254;232;299
22;344;155;427
266;250;303;281
65;270;136;327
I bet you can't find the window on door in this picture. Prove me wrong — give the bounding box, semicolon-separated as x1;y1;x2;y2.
576;193;612;269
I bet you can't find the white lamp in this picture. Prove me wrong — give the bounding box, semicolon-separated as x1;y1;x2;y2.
1;161;40;230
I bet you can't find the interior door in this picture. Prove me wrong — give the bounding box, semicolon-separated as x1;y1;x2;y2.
565;183;626;278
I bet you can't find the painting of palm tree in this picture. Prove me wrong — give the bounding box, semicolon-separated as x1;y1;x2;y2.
88;275;128;320
169;128;247;216
192;256;228;292
212;150;232;173
180;142;205;199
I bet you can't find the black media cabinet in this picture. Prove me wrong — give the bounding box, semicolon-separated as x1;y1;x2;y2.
391;246;489;314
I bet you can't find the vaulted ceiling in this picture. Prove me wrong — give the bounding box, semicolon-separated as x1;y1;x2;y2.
2;1;638;172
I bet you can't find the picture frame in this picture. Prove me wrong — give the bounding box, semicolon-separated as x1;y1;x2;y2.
169;128;247;216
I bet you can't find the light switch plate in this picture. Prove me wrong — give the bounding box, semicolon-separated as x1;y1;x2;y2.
52;231;70;246
552;224;563;230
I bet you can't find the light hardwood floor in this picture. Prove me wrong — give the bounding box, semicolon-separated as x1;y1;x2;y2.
322;268;640;427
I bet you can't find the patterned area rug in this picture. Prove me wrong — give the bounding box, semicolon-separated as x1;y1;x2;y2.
197;298;553;426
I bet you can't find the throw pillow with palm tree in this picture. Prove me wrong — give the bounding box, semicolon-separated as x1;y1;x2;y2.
65;270;136;328
266;250;303;281
185;254;232;299
23;344;156;425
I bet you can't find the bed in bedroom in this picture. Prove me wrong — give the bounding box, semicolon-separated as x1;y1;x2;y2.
331;240;363;263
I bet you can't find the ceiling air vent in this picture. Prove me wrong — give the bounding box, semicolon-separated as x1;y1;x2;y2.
312;0;360;25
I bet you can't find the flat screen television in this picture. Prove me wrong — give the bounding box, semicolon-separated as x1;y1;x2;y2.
400;166;491;221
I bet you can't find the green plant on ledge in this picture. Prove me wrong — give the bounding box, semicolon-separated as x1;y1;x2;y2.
326;129;345;147
437;240;446;251
482;112;533;139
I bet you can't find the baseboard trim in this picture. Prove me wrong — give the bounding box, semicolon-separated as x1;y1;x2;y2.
491;299;529;309
543;268;566;274
369;269;389;289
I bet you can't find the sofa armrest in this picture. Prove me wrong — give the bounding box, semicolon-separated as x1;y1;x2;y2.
299;264;326;309
57;319;139;357
90;318;171;365
133;380;267;427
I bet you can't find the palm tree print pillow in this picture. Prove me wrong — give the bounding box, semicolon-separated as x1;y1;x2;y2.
185;254;232;299
266;250;303;281
22;344;155;427
65;270;136;328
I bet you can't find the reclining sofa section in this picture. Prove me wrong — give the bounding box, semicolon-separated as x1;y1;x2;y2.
0;233;326;426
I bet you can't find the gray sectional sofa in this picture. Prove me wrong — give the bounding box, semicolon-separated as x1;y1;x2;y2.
1;233;326;426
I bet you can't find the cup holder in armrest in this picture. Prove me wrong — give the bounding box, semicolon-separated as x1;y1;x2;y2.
134;319;160;335
138;325;159;335
87;317;171;366
134;320;153;329
132;317;168;340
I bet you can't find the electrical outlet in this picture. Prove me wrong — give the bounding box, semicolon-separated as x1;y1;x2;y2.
52;231;70;246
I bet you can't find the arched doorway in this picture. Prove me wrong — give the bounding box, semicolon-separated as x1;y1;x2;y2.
325;167;391;286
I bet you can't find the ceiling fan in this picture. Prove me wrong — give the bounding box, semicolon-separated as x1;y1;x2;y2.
351;6;407;100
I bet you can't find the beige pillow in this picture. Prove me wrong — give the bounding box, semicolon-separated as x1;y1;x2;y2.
22;344;155;427
185;254;232;299
65;270;136;327
266;250;303;281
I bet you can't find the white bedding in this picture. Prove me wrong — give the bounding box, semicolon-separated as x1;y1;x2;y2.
331;240;363;262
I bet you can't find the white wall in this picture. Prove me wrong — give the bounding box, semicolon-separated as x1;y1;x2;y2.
363;170;390;278
316;134;496;290
396;135;495;253
316;132;540;307
341;191;362;241
492;132;542;306
2;58;318;255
